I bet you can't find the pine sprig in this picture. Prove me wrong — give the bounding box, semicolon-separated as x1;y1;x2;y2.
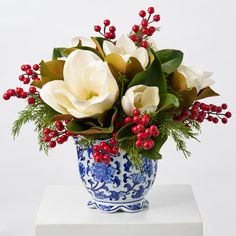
12;96;58;154
148;111;200;158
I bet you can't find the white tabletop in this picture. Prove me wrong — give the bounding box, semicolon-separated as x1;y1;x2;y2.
35;185;202;236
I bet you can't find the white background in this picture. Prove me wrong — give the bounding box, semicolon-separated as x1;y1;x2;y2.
0;0;235;235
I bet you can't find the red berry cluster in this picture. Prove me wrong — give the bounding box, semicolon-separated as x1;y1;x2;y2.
124;109;160;150
19;64;40;84
94;19;116;40
130;6;160;48
92;133;118;164
42;121;78;149
175;102;232;124
3;86;38;105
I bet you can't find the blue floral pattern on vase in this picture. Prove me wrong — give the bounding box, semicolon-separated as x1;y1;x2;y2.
74;137;158;213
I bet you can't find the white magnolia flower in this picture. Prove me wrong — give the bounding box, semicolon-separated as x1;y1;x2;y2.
148;39;158;51
121;85;160;116
40;49;119;119
71;36;96;48
178;65;214;93
103;35;149;69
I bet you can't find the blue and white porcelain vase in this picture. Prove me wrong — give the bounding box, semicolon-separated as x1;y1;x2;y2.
75;137;158;213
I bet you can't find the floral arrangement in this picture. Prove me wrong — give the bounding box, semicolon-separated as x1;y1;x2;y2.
3;6;232;168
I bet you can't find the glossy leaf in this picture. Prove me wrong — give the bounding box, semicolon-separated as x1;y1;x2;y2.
158;93;179;112
157;49;184;75
31;60;65;88
52;48;67;60
117;123;134;141
141;134;168;160
168;71;188;92
128;49;167;96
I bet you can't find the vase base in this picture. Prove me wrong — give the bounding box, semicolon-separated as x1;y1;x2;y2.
87;198;149;213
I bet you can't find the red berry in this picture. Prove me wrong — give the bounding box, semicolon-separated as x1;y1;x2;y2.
33;64;39;70
141;19;148;27
61;135;68;142
21;65;26;71
51;130;59;137
133;116;140;124
149;139;155;149
101;154;111;164
136;132;143;140
7;89;16;96
93;145;101;152
150;125;158;133
19;75;25;81
225;112;232;118
222;118;228;124
103;19;110;26
3;93;10;100
221;103;228;110
152;130;160;137
144;128;152;137
26;69;33;76
130;34;137;42
132;109;140;116
111;146;118;155
124;116;133;124
65;131;72;136
24;64;31;70
28;97;35;104
197;115;204;123
94;25;101;32
94;154;102;163
136;124;145;132
56;137;64;144
153;14;160;22
207;116;213;122
141;41;148;48
32;75;39;80
29;86;37;94
23;77;30;84
135;140;143;148
20;92;28;98
216;106;222;113
100;142;107;148
110;139;118;145
211;105;217;112
132;25;139;33
16;87;23;95
142;28;149;35
43;128;51;135
147;7;155;14
139;10;146;18
131;126;138;134
213;117;219;124
143;140;152;150
141;114;150;125
49;141;56;148
44;135;51;142
110;33;116;39
104;32;111;39
148;26;156;33
55;121;64;131
103;145;111;153
109;26;116;32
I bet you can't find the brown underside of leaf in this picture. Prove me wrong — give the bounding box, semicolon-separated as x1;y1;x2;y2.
196;87;220;100
51;114;73;122
169;71;188;92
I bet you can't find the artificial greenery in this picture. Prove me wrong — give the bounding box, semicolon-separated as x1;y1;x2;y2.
12;95;58;154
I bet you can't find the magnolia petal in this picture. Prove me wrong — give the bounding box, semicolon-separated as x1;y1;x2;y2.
121;96;136;116
103;40;120;55
63;49;100;99
116;35;136;54
148;39;158;51
71;36;96;48
132;47;149;69
40;81;72;114
178;65;215;93
140;86;159;109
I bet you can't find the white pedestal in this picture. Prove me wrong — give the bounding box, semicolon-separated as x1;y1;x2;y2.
35;185;203;236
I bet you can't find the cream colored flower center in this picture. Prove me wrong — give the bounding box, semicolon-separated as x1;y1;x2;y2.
86;91;99;100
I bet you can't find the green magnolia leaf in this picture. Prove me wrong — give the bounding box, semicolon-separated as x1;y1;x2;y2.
158;93;179;112
128;49;167;96
31;60;65;88
52;48;67;60
117;123;134;141
66;119;88;133
157;49;184;75
141;134;168;160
